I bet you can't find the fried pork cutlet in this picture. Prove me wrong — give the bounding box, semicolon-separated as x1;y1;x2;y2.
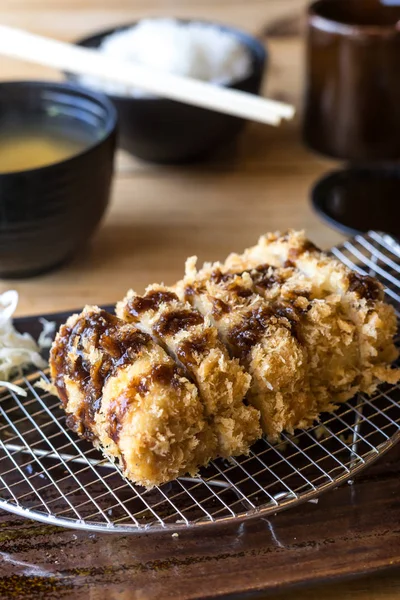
50;230;399;487
116;285;261;457
49;306;217;488
175;266;314;439
187;230;399;438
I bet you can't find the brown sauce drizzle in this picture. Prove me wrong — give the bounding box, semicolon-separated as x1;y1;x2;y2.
285;289;312;310
107;363;182;443
348;272;382;301
227;306;272;359
154;309;203;337
210;269;232;284
251;264;285;291
176;333;210;367
227;303;301;359
184;285;195;301
254;263;275;273
108;395;130;443
288;248;302;262
184;283;206;303
65;414;95;442
210;264;301;302
50;310;151;440
127;290;178;319
226;282;253;298
302;239;320;253
211;297;231;320
284;240;320;266
210;264;294;295
210;269;255;298
283;260;296;268
50;326;71;409
150;363;182;389
209;269;254;302
273;304;301;339
108;411;122;444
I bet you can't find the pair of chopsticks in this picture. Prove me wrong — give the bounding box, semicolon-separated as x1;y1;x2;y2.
0;24;294;127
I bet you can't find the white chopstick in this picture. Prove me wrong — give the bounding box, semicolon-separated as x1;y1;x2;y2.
0;24;295;126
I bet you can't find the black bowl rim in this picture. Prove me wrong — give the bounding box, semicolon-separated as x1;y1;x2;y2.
67;18;267;102
0;80;117;177
311;164;400;237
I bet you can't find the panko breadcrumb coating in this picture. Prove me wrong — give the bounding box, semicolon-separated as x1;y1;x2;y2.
175;262;315;438
49;306;216;488
116;284;261;456
50;231;399;485
189;230;399;438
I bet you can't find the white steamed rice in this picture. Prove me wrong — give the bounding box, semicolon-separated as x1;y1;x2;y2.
78;18;252;98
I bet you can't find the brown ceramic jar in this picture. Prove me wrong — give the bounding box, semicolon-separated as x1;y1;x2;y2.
303;0;400;161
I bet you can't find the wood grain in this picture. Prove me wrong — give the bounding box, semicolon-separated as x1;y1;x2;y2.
0;1;340;317
0;399;399;600
0;1;399;598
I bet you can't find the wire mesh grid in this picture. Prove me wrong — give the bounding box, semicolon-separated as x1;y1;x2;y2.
0;231;400;533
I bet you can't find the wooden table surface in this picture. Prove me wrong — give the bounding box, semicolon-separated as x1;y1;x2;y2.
0;0;399;598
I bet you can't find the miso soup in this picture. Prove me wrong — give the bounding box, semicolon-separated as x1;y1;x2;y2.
0;117;95;173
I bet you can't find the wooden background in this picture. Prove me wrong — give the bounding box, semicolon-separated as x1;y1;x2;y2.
0;0;399;598
0;0;341;317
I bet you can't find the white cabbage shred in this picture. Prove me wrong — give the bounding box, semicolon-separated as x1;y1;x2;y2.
0;291;48;396
37;318;56;349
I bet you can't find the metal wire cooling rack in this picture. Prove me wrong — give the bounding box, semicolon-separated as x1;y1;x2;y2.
0;231;400;534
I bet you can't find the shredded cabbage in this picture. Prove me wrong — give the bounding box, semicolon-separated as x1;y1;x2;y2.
37;318;56;349
0;291;47;396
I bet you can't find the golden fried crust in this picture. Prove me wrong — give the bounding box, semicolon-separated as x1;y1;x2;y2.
49;306;215;488
50;230;399;481
116;285;261;456
175;267;310;439
222;229;385;300
177;231;399;438
220;230;399;393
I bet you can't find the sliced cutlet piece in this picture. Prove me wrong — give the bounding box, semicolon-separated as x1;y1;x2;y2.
116;285;261;456
176;264;314;440
217;230;400;404
49;306;217;488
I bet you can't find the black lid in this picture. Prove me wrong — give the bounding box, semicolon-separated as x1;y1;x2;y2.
311;165;400;238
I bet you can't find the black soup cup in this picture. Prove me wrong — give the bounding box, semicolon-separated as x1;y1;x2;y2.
0;81;117;278
66;21;267;163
